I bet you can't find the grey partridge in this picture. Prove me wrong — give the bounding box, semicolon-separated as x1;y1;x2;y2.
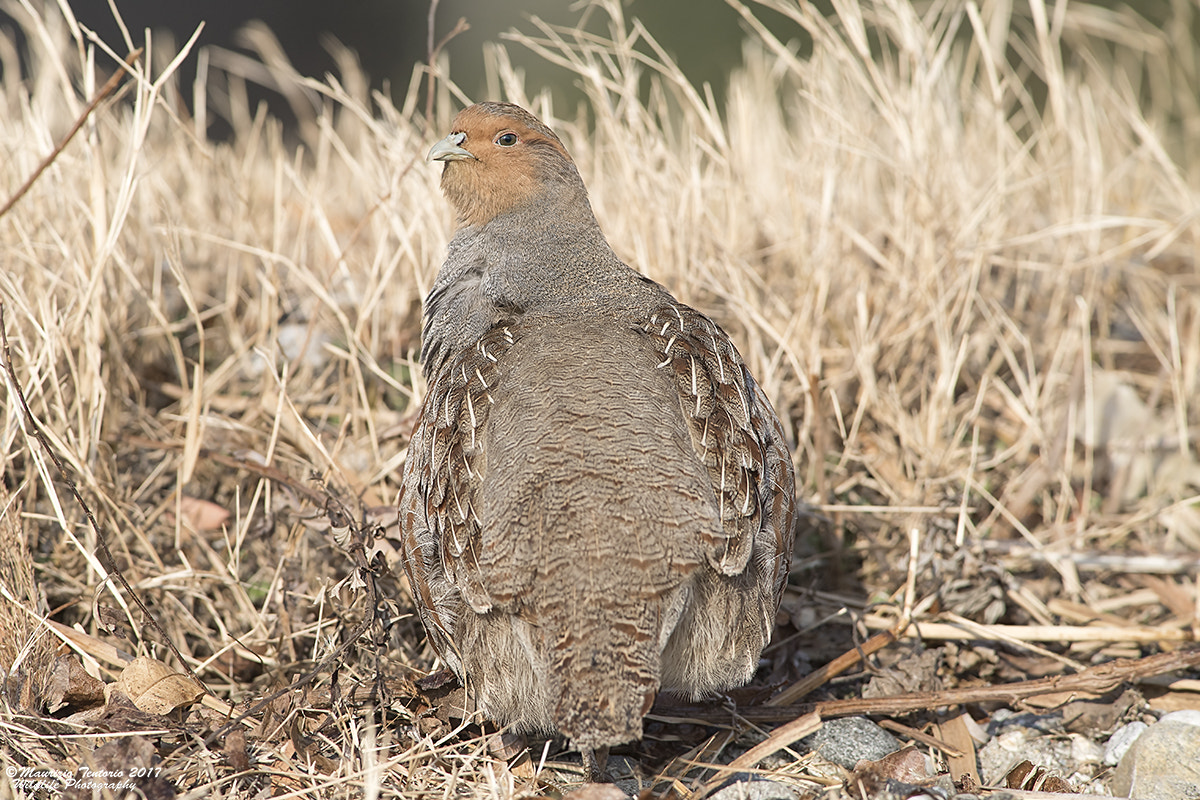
399;102;797;779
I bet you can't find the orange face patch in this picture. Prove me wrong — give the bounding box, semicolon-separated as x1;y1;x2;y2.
437;103;576;227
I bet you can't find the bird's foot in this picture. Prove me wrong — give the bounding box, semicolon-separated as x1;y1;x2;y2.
580;746;611;783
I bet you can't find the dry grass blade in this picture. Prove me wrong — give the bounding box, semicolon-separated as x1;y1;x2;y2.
0;48;142;219
715;711;822;775
2;0;1198;795
768;630;897;707
1;302;205;690
863;614;1198;645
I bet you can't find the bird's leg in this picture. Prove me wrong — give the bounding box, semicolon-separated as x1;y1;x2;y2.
581;745;610;783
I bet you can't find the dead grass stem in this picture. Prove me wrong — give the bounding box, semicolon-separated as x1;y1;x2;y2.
1;0;1198;795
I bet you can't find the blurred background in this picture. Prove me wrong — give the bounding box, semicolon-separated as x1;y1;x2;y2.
1;0;1196;150
4;0;1195;140
3;0;799;119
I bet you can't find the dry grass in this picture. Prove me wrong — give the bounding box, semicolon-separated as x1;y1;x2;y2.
1;0;1198;796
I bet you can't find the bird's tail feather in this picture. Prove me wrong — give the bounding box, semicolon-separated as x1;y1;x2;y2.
547;612;660;749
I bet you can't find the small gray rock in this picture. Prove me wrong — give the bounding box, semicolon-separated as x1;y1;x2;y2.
707;777;800;800
985;709;1064;736
1112;712;1200;799
801;716;901;769
1105;720;1148;766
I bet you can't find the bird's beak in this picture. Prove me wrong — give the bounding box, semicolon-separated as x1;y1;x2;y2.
428;131;475;162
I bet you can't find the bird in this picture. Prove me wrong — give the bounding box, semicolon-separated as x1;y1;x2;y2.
398;101;797;781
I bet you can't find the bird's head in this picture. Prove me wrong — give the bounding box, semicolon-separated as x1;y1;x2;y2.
428;102;588;228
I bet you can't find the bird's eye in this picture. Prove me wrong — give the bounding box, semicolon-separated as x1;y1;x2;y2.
495;132;518;147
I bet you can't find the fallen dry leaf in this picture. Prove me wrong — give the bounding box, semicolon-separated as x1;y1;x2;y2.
169;495;231;532
852;745;932;790
112;656;204;715
45;655;105;713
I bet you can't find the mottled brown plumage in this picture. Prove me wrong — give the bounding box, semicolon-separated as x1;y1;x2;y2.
399;102;797;778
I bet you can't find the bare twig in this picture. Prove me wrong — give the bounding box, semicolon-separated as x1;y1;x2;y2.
197;489;392;749
124;434;328;506
666;647;1200;725
0;49;142;219
881;718;965;758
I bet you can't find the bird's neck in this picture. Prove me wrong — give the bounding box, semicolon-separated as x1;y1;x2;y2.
427;198;658;350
